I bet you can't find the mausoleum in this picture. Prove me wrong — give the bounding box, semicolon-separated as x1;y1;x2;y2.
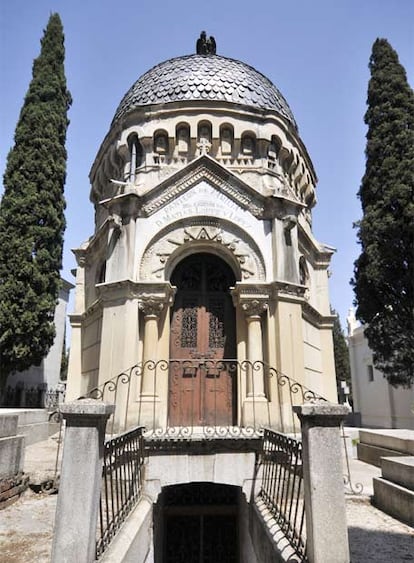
66;33;337;432
59;33;347;563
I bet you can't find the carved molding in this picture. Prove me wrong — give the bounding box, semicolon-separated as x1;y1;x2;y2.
139;219;266;282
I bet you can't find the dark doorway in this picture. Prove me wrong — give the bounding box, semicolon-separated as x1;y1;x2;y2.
157;483;239;563
169;253;237;426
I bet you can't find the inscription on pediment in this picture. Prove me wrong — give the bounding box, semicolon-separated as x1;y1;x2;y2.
152;182;257;231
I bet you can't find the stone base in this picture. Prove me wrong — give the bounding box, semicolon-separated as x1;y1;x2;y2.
135;396;161;431
242;396;270;428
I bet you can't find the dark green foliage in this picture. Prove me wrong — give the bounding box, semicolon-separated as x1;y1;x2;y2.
0;14;72;385
352;38;414;387
331;309;351;384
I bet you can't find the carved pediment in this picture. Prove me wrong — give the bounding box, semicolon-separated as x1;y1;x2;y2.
140;155;266;218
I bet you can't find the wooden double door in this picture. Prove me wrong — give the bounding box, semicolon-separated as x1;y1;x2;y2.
169;254;236;426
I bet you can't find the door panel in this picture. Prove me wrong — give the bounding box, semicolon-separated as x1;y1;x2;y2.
169;254;236;426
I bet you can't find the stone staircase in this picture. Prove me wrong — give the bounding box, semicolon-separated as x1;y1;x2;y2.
373;456;414;526
357;429;414;467
357;429;414;526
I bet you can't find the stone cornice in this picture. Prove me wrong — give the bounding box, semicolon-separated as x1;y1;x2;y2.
302;302;336;329
96;279;176;305
298;226;335;268
271;281;307;304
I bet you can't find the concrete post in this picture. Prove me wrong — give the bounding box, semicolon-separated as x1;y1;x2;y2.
51;399;115;563
293;403;350;563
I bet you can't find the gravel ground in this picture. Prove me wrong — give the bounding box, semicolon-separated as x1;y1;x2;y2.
347;497;414;562
0;438;413;562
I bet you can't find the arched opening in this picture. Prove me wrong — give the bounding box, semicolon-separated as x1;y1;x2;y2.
154;483;240;563
169;253;237;426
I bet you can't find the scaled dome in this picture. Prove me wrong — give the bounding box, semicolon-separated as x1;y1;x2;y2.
113;54;297;129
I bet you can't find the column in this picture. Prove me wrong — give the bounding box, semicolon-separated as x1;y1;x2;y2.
139;299;164;396
242;299;267;397
137;298;164;430
293;403;350;563
51;399;115;563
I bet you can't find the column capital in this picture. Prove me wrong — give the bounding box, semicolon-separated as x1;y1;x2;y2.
241;299;268;318
139;298;165;317
231;283;271;315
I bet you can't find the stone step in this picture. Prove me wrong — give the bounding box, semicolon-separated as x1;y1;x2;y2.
0;414;18;438
373;476;414;527
357;442;406;468
0;435;25;479
381;456;414;491
359;429;414;455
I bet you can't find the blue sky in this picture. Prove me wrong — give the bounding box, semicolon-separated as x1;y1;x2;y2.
1;0;413;336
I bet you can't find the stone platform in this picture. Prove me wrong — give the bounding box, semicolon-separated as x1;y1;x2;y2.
357;429;414;467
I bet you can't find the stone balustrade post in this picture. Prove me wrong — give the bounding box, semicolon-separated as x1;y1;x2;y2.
51;399;115;563
293;403;350;563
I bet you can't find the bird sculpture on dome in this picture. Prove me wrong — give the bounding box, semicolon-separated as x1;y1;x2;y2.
196;31;216;55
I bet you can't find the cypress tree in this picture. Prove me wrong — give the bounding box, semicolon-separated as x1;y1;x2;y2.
0;14;72;386
352;38;414;387
331;309;351;385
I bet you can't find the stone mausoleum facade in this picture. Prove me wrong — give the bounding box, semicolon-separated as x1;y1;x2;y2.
66;34;337;431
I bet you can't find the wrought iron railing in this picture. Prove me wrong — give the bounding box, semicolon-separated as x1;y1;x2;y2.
96;425;145;558
83;359;327;440
259;428;307;561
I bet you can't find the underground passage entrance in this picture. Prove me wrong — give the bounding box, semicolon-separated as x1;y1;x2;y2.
154;482;240;563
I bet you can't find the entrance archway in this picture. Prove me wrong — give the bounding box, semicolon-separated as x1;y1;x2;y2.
169;253;237;426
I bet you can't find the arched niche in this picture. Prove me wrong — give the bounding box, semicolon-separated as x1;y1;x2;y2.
139;217;266;282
